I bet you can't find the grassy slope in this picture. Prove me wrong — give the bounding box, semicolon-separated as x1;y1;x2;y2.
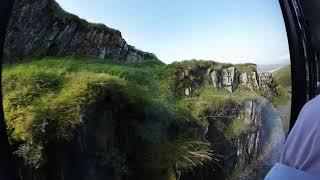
3;58;216;178
272;65;292;106
273;65;292;90
3;58;264;179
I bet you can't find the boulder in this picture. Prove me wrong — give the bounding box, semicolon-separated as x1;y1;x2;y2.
185;86;192;96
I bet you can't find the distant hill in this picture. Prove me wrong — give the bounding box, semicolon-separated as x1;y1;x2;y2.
257;63;290;73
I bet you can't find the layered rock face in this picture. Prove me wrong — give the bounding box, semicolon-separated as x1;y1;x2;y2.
181;97;284;180
238;99;285;180
180;98;264;180
259;72;278;100
175;62;278;100
4;0;157;63
207;67;238;92
240;71;260;91
207;99;264;177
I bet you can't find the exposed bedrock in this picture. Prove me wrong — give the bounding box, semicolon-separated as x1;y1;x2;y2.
181;98;285;180
4;0;157;63
175;62;278;101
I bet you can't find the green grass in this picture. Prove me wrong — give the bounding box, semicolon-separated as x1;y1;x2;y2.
225;118;249;140
2;57;278;179
4;57;163;84
177;86;258;141
272;65;292;106
170;59;236;71
2;58;214;176
272;65;291;90
272;85;291;107
3;65;147;167
235;63;257;74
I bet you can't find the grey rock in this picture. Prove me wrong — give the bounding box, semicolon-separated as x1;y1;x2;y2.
259;72;278;101
4;0;157;63
201;98;266;179
222;67;237;92
98;47;106;59
240;71;260;91
240;72;248;86
185;86;192;96
209;69;222;88
210;70;220;88
176;62;278;100
251;72;260;90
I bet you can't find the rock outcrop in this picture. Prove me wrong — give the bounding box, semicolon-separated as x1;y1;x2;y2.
181;97;285;179
180;98;264;179
4;0;157;63
240;72;260;91
205;99;264;178
173;61;278;100
238;99;285;180
259;72;278;100
207;67;238;92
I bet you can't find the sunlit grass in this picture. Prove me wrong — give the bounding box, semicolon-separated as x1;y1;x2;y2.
272;65;291;106
2;58;215;175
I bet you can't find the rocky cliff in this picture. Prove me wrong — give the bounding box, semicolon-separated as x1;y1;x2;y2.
181;98;263;179
180;97;285;180
3;58;285;180
3;1;284;178
169;61;283;179
4;0;157;63
3;59;215;180
172;61;278;101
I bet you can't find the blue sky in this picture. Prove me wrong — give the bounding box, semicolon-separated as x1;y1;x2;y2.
56;0;290;65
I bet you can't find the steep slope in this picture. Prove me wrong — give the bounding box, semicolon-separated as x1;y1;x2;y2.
2;1;285;178
167;61;283;179
4;0;157;63
3;58;212;180
3;58;283;180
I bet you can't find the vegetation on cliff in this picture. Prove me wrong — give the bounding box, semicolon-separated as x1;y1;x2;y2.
273;65;291;90
3;1;290;179
3;58;215;179
3;58;283;179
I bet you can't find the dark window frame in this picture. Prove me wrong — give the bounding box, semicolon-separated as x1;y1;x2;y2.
0;0;20;179
279;0;318;131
